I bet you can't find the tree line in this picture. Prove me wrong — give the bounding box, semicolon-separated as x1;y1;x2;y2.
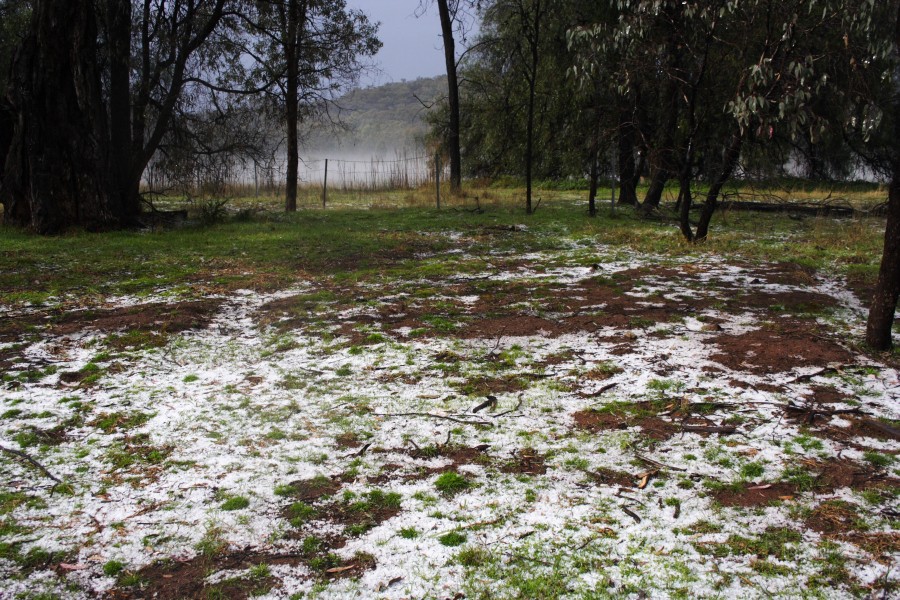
429;0;898;350
0;0;898;350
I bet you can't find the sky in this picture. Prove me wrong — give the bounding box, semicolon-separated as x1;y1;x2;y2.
345;1;452;86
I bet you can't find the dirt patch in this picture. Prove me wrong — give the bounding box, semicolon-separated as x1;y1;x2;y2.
712;483;797;507
804;385;852;405
837;533;900;561
801;458;900;492
278;476;342;502
572;409;678;441
498;449;547;475
108;547;374;600
334;433;362;449
708;321;853;373
53;300;221;339
588;467;636;488
806;500;862;535
453;374;528;396
802;416;900;449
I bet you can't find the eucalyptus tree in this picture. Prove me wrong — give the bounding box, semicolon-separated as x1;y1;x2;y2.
245;0;380;212
418;0;481;194
1;0;242;232
571;1;858;240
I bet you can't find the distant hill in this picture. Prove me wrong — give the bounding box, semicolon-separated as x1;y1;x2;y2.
303;76;447;157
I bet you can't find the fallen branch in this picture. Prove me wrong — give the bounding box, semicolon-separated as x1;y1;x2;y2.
0;444;61;483
373;412;494;427
586;382;618;399
472;396;497;413
621;506;642;523
681;425;738;435
635;454;687;472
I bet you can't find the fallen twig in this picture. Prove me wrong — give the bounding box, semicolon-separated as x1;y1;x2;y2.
681;425;738;435
635;454;687;472
586;382;618;399
374;412;494;427
0;444;62;484
472;396;497;413
621;506;642;523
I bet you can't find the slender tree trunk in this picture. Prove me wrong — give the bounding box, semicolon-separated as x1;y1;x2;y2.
694;132;743;241
588;153;598;217
1;0;114;232
284;0;303;212
525;0;541;215
437;0;462;194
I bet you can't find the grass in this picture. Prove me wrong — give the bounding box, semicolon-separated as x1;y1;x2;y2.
0;186;888;309
0;183;895;598
435;471;471;496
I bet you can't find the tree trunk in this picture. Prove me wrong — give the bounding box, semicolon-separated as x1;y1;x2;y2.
284;0;301;212
524;0;541;215
1;0;114;232
105;0;136;221
588;152;598;217
865;8;900;350
617;104;638;206
694;131;743;241
437;0;462;194
866;175;900;350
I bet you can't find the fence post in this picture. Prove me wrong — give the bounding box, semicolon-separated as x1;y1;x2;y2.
610;150;617;215
435;153;441;209
323;158;328;208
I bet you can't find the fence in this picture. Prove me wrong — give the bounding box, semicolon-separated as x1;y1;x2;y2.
144;148;449;206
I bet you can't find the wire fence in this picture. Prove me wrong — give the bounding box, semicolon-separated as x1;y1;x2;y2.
144;148;449;203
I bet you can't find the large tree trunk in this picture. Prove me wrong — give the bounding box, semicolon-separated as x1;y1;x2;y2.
437;0;462;194
105;0;136;221
1;0;115;233
866;175;900;350
864;6;900;350
617;104;638;206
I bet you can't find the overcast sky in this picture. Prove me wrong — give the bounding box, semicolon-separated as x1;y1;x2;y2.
345;1;452;85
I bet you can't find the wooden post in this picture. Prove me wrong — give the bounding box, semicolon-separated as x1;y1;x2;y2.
323;158;328;208
610;150;617;214
435;153;441;209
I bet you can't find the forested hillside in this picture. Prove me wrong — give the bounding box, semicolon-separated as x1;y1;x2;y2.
304;76;446;156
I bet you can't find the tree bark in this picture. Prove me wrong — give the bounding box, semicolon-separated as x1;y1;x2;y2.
865;7;900;349
524;0;541;215
284;0;305;212
866;175;900;350
694;131;743;241
437;0;462;194
105;0;136;221
1;0;114;232
617;104;638;206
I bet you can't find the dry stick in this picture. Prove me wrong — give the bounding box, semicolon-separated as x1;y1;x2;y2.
635;454;687;472
373;412;494;427
0;445;61;484
621;506;642;523
587;382;618;400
